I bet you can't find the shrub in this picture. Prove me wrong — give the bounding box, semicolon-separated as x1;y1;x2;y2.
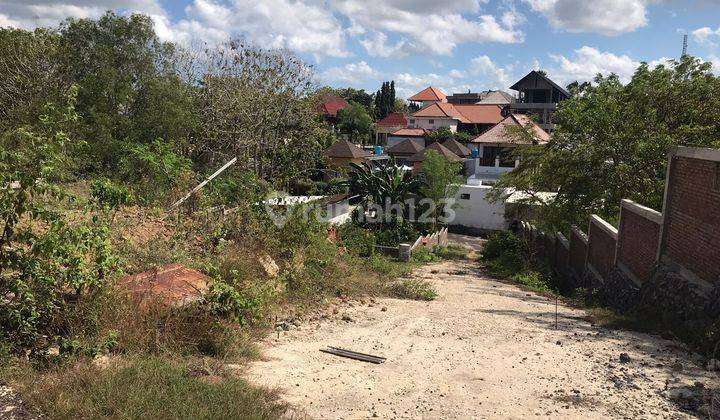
0;91;119;356
90;177;132;211
337;223;376;257
205;281;264;326
119;138;194;204
387;278;437;301
374;220;418;247
410;247;442;263
433;244;469;260
481;231;526;261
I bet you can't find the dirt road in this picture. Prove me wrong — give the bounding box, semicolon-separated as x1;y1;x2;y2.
247;242;716;419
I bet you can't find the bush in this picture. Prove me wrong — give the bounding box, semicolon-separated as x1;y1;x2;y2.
387;278;437;301
374;221;418;247
337;223;376;257
481;231;556;293
433;244;469;260
119;138;194;204
410;247;442;263
481;231;526;261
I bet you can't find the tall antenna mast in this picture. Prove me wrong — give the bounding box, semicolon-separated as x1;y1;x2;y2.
681;34;688;58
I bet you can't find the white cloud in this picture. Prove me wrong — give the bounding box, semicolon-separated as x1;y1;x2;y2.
332;0;524;56
708;55;720;75
524;0;649;35
692;26;720;46
469;55;512;89
448;69;466;79
168;0;348;57
320;61;379;84
0;0;166;29
548;46;640;85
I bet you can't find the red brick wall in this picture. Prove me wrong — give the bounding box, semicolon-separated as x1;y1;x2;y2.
569;227;588;277
586;217;617;280
617;205;661;283
662;156;720;285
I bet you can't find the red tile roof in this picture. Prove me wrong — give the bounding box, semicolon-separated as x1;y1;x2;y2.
376;112;408;127
411;102;470;123
319;95;349;117
390;128;427;137
408;86;446;102
470;113;550;145
406;141;463;162
453;104;504;124
324;139;371;158
411;103;503;125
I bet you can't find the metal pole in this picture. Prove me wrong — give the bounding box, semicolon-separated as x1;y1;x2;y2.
168;157;238;210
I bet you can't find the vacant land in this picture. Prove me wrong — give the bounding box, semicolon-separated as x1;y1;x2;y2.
247;257;717;418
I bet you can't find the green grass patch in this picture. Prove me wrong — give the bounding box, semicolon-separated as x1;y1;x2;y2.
387;278;437;301
16;357;285;420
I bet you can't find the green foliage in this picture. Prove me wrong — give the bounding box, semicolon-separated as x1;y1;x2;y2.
374;220;419;247
120;139;193;203
432;244;469;260
346;160;423;220
493;56;720;231
480;232;554;293
205;281;264;325
410;247;442;263
337;102;373;142
0;28;66;131
374;81;396;120
418;150;462;224
18;357;285;419
386;278;437;301
0;90;118;356
90;178;132;211
337;223;377;257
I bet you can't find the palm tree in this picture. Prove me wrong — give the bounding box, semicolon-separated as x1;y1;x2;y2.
345;159;422;222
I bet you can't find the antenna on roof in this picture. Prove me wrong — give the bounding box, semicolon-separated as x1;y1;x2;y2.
681;34;688;58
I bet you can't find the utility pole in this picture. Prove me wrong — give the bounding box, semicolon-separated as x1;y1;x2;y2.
681;34;688;58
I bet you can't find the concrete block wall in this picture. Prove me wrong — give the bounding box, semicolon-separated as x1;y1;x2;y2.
659;148;720;287
568;226;588;279
518;147;720;328
616;199;662;284
586;215;618;280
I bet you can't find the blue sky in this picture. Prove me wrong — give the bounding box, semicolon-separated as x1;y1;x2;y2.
2;0;720;98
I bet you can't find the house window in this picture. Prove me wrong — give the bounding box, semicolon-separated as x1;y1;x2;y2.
460;193;471;200
428;119;434;124
714;162;720;191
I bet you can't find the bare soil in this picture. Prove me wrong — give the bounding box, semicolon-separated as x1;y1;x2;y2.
247;251;718;418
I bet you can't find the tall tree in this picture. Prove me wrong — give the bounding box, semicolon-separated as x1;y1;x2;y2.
337;103;373;143
59;12;191;173
197;39;326;186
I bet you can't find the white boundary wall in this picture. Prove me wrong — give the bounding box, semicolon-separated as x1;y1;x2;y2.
450;184;507;231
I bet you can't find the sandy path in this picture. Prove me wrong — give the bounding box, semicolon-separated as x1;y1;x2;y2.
246;251;717;418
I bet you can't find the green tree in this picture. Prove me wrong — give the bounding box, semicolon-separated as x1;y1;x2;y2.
346;160;422;220
0;28;67;132
418;151;463;227
0;89;117;355
198;40;327;187
374;80;396;120
492;56;720;231
59;12;188;172
337;103;373;143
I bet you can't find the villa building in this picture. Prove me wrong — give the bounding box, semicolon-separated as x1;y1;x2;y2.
504;70;569;132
